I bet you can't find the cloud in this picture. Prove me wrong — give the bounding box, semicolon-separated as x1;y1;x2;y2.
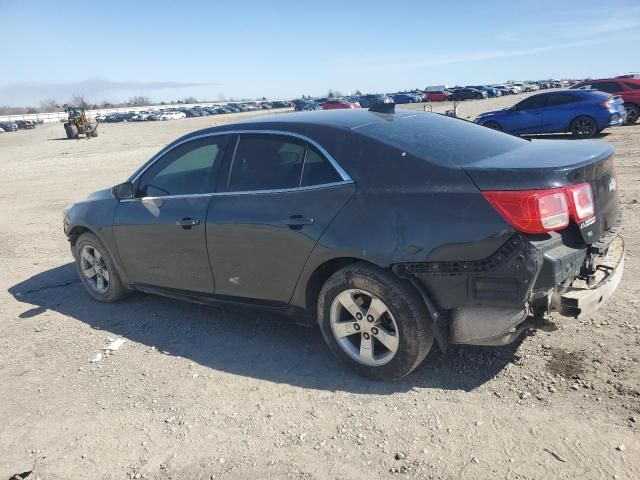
0;77;219;106
497;9;640;43
359;33;640;73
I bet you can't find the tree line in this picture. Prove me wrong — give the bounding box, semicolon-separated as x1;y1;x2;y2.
0;93;273;115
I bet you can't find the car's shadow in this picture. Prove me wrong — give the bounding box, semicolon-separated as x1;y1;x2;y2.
8;264;528;394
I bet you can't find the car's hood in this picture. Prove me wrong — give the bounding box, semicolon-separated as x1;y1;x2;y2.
476;109;504;118
86;188;113;201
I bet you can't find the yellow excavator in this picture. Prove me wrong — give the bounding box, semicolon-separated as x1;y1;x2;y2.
64;106;98;139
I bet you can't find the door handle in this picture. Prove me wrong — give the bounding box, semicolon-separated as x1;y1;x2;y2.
282;215;314;230
177;217;200;229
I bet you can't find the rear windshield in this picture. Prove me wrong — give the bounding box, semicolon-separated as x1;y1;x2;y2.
355;113;527;166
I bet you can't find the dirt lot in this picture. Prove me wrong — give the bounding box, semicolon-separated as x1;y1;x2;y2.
1;98;639;480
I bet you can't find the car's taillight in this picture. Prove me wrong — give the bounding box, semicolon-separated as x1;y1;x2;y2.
482;189;569;233
600;98;616;109
565;182;595;221
483;183;595;233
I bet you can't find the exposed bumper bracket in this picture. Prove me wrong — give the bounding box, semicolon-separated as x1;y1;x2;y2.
550;235;624;318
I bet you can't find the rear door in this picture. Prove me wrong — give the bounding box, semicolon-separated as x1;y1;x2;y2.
206;133;354;304
542;93;581;132
113;135;231;293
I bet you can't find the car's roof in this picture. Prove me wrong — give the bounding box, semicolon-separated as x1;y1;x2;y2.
211;108;419;130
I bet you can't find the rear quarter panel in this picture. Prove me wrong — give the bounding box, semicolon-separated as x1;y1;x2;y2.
289;135;515;308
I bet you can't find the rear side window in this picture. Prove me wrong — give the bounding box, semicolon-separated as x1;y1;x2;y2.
548;94;580;106
302;146;341;187
228;134;305;192
624;82;640;90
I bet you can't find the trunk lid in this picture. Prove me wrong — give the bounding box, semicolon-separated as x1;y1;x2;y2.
463;139;619;243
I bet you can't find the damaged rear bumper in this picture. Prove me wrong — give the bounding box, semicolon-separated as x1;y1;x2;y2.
550;235;624;318
394;231;624;347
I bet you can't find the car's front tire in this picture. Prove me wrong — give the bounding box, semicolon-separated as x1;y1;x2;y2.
483;121;503;131
317;263;433;381
74;232;130;302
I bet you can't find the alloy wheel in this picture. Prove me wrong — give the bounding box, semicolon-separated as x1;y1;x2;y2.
625;104;639;124
80;245;110;294
572;118;596;138
330;289;400;366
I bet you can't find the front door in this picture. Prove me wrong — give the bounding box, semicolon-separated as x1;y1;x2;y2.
113;135;231;293
506;94;549;134
206;133;354;304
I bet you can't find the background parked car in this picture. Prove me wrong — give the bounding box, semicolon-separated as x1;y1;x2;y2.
475;90;626;138
0;121;18;132
358;94;393;108
321;99;361;110
425;90;451;101
168;111;188;120
571;78;640;124
449;88;487;100
467;86;501;97
16;120;36;129
391;93;419;104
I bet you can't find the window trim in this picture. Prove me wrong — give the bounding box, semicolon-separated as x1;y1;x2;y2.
123;129;352;202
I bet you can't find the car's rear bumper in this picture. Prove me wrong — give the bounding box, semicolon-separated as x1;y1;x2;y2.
608;114;626;126
394;226;624;346
549;235;624;318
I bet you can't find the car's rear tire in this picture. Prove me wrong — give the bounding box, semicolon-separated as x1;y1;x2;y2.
317;263;433;381
625;103;639;125
570;116;597;138
74;232;130;303
483;121;503;131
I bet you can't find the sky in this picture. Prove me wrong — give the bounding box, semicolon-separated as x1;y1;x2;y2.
1;0;639;106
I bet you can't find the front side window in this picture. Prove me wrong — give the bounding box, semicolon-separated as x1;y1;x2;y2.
515;95;548;111
139;137;227;197
624;82;640;90
228;134;306;192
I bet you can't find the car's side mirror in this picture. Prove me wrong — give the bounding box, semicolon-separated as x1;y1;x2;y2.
113;182;134;200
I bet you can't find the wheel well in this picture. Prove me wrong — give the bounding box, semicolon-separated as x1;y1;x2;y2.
304;257;361;311
68;226;91;246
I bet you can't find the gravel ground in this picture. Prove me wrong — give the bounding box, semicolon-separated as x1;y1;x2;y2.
0;98;639;480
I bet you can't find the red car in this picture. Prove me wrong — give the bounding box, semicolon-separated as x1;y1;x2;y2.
425;90;452;102
571;78;640;124
321;99;361;110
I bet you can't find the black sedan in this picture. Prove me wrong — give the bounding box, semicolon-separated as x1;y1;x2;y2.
0;121;19;131
63;108;624;380
449;88;488;100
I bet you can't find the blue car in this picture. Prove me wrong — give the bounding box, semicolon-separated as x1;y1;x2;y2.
393;93;418;104
467;85;501;97
475;90;626;138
